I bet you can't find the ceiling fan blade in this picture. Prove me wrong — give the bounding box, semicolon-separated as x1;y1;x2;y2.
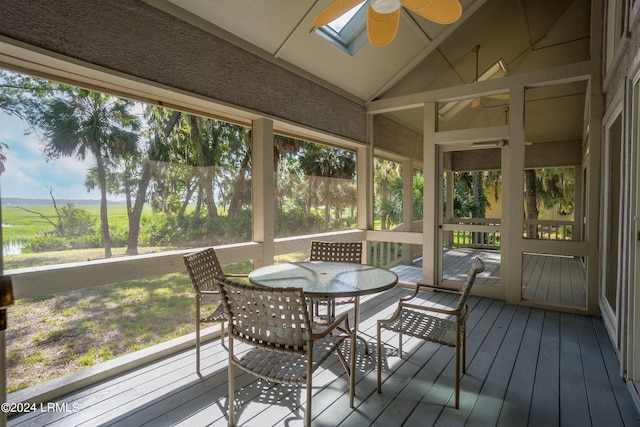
313;0;364;27
488;94;510;100
402;0;432;9
406;0;462;24
367;5;400;46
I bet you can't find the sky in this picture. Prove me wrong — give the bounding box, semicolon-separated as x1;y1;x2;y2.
0;112;100;201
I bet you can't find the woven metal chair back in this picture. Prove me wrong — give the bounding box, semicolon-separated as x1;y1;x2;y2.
455;257;485;312
216;277;312;353
183;247;225;293
310;241;362;264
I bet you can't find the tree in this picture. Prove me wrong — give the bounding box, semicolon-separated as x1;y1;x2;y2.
452;171;490;219
412;171;424;220
374;159;403;230
524;167;575;238
38;88;140;258
299;144;356;230
226;127;252;215
0;70;55;172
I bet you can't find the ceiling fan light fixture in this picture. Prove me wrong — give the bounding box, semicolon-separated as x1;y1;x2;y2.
371;0;402;14
367;5;400;46
314;0;462;47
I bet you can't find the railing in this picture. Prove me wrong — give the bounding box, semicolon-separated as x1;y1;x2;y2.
523;219;574;240
445;218;501;250
369;221;423;269
443;218;575;250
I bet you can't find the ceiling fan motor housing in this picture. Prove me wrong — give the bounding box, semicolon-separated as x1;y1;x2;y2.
371;0;402;14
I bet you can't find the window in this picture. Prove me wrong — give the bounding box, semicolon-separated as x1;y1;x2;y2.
0;67;255;392
0;68;252;268
274;135;357;237
314;1;368;55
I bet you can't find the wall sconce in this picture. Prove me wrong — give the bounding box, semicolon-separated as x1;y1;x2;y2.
0;276;14;331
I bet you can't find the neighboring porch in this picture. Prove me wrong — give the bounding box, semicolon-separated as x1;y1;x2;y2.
7;275;637;426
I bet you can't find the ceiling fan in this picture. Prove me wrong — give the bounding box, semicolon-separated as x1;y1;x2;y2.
313;0;463;47
470;44;509;108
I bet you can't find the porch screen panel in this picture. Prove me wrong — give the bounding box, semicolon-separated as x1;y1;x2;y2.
273;134;357;240
0;68;257;395
520;83;588;308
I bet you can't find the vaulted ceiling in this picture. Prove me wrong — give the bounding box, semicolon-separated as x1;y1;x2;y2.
151;0;591;145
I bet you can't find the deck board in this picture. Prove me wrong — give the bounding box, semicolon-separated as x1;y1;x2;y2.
496;307;543;427
441;249;587;307
465;303;523;426
7;281;639;427
559;313;591;426
530;310;561;425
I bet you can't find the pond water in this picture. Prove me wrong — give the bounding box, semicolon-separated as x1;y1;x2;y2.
2;224;24;255
3;241;24;255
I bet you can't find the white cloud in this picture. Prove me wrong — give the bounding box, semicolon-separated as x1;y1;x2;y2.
1;113;98;200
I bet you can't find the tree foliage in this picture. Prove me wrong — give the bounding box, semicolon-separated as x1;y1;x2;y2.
37;87;140;258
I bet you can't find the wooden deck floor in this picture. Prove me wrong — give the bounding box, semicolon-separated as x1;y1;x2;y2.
8;285;639;426
405;248;588;308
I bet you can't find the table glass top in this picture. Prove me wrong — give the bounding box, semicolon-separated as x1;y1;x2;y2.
248;261;398;298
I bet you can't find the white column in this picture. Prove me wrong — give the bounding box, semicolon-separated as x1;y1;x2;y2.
252;118;275;268
503;87;525;304
359;115;374;264
423;101;436;285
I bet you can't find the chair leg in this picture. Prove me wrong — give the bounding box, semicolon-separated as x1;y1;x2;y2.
349;331;356;407
306;348;313;427
220;320;225;347
377;323;382;393
228;342;235;427
455;345;460;409
196;297;201;375
462;333;466;373
398;332;403;359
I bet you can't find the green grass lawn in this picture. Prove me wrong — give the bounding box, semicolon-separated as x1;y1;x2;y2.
4;246;304;393
6;271;198;392
2;204;140;247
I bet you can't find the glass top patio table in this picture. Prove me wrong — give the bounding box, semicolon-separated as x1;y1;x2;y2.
248;261;398;298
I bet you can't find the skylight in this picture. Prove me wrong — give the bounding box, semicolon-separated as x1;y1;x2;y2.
327;2;365;32
315;1;368;56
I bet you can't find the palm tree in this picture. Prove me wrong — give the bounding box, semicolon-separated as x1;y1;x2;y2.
374;159;403;230
39;87;140;258
299;144;356;230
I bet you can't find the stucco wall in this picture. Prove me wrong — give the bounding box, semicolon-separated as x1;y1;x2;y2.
604;11;640;108
373;115;423;160
0;0;366;143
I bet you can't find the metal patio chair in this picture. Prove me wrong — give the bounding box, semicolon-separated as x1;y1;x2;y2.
309;240;362;322
376;257;485;408
183;247;247;375
215;276;356;427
